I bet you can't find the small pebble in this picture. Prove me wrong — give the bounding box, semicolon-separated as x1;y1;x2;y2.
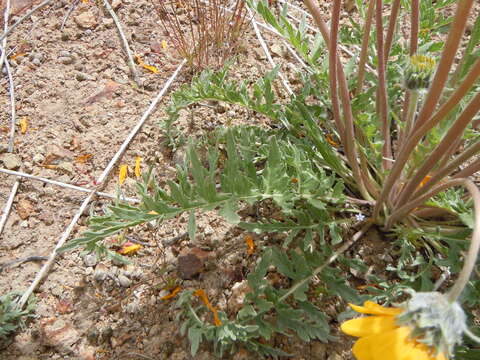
59;56;74;65
61;32;70;41
32;57;41;66
58;50;71;57
83;253;97;267
93;263;108;282
117;274;132;288
32;153;45;164
76;72;90;81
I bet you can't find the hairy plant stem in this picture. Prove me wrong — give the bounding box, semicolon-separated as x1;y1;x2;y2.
304;0;373;201
447;180;480;303
384;0;401;61
375;0;391;170
415;0;474;128
372;47;480;221
394;91;480;211
403;90;419;143
355;0;375;95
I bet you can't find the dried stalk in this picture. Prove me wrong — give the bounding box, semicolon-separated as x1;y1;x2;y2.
278;221;373;303
0;179;20;236
246;5;293;95
102;0;140;86
0;168;140;204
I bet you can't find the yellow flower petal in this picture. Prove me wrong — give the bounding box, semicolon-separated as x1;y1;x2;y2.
341;315;398;337
349;301;403;316
135;156;142;178
119;164;128;185
351;335;375;360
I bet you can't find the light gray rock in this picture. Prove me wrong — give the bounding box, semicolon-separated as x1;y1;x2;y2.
83;253;97;267
117;274;132;288
0;153;21;169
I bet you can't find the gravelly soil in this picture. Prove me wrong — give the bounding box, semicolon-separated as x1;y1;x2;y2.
0;0;478;359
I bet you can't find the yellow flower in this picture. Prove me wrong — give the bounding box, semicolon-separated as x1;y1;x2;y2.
119;164;128;185
341;301;447;360
135;156;142;178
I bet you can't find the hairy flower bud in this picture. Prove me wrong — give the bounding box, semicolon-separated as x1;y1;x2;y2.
396;291;467;357
404;54;436;90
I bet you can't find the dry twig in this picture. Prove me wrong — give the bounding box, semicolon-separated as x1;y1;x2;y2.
0;178;20;236
0;0;21;239
0;168;140;203
246;5;293;96
102;0;140;86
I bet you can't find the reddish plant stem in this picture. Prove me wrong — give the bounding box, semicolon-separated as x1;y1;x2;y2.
375;0;391;170
410;0;420;55
355;0;375;95
304;0;372;200
453;159;480;179
329;0;343;149
373;0;477;220
386;178;466;228
384;0;401;61
411;140;480;200
394;91;480;210
415;0;474;128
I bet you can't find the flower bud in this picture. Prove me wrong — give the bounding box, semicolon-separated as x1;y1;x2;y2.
396;291;467;357
404;54;436;90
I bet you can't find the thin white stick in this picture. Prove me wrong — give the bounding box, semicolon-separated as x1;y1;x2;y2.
0;178;20;236
3;48;16;153
0;0;10;70
0;0;54;42
250;18;310;71
102;0;140;86
60;0;80;31
0;0;20;239
17;59;187;308
246;5;293;96
0;168;140;204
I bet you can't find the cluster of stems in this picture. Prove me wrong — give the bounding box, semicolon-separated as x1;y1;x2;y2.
302;0;480;303
157;0;248;71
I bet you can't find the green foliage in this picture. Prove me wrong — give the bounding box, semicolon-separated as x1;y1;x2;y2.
0;292;35;339
177;245;348;358
66;0;480;357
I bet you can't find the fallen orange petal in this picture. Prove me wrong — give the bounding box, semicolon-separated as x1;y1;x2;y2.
160;286;181;300
245;235;255;255
419;175;432;188
118;242;141;255
75;153;93;163
19;117;28;134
